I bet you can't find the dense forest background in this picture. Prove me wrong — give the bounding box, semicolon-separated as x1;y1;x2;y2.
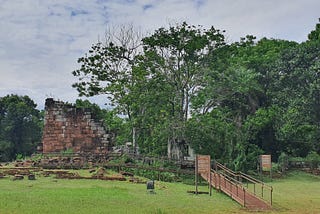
1;21;320;171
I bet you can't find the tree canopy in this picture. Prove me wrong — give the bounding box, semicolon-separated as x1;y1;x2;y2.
0;95;43;161
72;20;320;170
2;20;320;171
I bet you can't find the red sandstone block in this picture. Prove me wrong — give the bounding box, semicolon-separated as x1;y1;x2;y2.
64;139;71;143
76;130;83;135
64;130;71;135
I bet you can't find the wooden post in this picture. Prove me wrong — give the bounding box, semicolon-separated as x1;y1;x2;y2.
195;155;211;195
209;172;212;196
271;187;273;206
218;173;221;191
236;184;238;197
195;155;198;194
214;173;217;189
243;187;246;207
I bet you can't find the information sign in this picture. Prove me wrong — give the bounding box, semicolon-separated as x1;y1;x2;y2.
260;155;272;171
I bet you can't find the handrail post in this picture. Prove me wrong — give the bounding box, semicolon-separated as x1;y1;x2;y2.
262;185;264;198
271;187;273;206
243;187;246;207
209;172;212;196
236;184;238;197
218;174;221;192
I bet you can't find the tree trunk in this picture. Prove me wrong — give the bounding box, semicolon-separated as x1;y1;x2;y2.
132;126;136;155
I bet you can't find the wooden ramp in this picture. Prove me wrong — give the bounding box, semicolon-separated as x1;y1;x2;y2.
200;162;272;211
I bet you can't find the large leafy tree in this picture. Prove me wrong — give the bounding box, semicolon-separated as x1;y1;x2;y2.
230;38;297;160
73;22;227;155
72;24;143;150
190;36;297;168
308;18;320;41
142;22;226;146
186;108;239;161
271;34;320;156
0;95;42;161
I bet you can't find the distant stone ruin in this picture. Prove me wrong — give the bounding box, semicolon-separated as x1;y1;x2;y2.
40;98;113;154
167;139;195;161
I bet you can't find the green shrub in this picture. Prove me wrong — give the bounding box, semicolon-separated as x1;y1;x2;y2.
289;156;305;162
31;153;43;161
15;153;24;161
278;152;289;173
306;151;320;169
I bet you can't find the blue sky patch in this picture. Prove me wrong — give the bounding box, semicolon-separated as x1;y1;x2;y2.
143;4;153;11
71;9;89;17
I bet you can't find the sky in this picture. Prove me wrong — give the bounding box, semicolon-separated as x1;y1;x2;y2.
0;0;319;109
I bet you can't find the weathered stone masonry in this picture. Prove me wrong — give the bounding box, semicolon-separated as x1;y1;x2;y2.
41;98;112;154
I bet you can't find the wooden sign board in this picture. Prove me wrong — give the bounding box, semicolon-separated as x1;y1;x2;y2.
260;155;272;171
195;155;212;196
196;155;211;174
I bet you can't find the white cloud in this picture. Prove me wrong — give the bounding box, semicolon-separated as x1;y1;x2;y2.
0;0;319;109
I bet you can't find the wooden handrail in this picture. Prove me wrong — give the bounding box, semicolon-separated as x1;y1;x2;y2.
212;169;242;186
238;172;273;191
210;169;246;206
215;161;272;189
215;162;238;176
214;161;273;206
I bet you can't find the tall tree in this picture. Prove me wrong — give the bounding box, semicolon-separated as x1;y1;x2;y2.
0;95;42;161
271;36;320;156
142;22;226;147
73;22;227;156
190;36;297;168
72;24;143;151
308;18;320;41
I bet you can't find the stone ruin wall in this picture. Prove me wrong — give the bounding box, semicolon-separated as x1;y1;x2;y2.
41;98;113;154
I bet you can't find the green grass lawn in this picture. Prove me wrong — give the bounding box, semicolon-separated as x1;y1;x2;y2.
0;170;319;214
270;171;320;214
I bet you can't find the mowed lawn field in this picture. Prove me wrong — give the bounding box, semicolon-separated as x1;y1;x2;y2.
0;171;319;214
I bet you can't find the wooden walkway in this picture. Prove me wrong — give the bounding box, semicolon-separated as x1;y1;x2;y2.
200;163;272;211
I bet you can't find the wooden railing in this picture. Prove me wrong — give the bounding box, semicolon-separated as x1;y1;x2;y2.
214;161;273;206
209;169;247;206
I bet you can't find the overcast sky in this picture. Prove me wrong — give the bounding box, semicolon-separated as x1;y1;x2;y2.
0;0;319;109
